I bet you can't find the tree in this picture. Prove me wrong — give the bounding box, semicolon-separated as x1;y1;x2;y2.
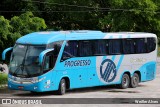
0;12;47;55
98;0;160;37
0;0;160;41
10;12;47;35
0;16;12;50
37;0;100;30
0;0;39;19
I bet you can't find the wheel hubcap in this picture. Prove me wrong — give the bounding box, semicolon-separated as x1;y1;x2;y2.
133;77;138;85
123;78;128;86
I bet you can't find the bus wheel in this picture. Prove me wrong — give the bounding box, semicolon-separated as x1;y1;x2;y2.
119;74;130;89
57;79;66;95
130;73;139;88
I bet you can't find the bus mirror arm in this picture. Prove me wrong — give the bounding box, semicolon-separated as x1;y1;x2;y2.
2;47;13;62
39;48;54;65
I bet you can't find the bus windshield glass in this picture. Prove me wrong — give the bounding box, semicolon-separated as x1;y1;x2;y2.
9;44;46;77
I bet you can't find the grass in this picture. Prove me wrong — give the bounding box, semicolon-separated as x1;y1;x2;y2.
0;73;8;85
158;47;160;56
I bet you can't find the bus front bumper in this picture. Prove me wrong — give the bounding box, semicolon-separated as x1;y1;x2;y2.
8;74;57;92
8;81;44;92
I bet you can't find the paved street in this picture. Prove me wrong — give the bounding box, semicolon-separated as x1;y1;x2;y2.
0;58;160;107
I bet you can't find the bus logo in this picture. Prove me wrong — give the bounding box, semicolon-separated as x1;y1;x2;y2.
100;59;117;82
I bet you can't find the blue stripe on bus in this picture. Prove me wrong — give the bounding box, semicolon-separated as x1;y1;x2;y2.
117;55;124;71
111;56;116;61
103;56;107;61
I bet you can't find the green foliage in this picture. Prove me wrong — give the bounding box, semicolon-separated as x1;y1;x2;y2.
32;0;159;39
0;73;7;85
10;12;47;35
0;16;12;51
0;0;160;52
0;0;159;36
0;16;11;39
41;0;99;30
98;0;160;37
158;46;160;56
0;12;47;55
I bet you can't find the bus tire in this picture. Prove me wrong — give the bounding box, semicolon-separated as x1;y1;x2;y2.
119;74;130;89
57;79;66;95
130;73;139;88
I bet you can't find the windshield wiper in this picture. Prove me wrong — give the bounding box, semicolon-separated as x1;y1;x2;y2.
12;64;23;76
12;65;30;78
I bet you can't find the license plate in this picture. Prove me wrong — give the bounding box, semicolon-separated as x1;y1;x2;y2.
18;86;24;89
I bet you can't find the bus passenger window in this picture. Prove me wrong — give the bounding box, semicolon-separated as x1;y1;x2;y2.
147;38;156;52
109;40;121;54
79;41;93;57
93;40;107;55
135;38;147;53
123;39;135;54
62;41;78;60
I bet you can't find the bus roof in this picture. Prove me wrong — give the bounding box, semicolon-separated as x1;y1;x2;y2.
16;30;157;45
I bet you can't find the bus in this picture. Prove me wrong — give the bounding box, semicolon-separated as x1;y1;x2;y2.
2;31;157;95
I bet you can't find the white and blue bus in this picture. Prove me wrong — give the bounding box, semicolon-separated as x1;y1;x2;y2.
2;31;157;95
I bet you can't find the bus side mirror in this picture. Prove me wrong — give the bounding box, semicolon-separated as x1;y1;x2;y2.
39;49;54;65
2;47;13;62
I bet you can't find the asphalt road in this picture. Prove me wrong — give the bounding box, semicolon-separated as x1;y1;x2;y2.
0;58;160;107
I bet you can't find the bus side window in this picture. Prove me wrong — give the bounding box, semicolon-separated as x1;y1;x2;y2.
109;40;122;55
123;39;135;54
47;41;63;56
62;41;78;60
147;38;156;52
93;40;107;55
79;40;93;57
135;38;147;53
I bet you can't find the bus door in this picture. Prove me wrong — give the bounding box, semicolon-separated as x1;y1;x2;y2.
60;41;87;88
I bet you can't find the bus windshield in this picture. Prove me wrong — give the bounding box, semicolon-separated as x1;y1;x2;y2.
9;44;46;77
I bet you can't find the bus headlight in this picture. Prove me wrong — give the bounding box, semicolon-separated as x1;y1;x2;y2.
31;77;46;83
31;77;39;83
38;77;46;82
